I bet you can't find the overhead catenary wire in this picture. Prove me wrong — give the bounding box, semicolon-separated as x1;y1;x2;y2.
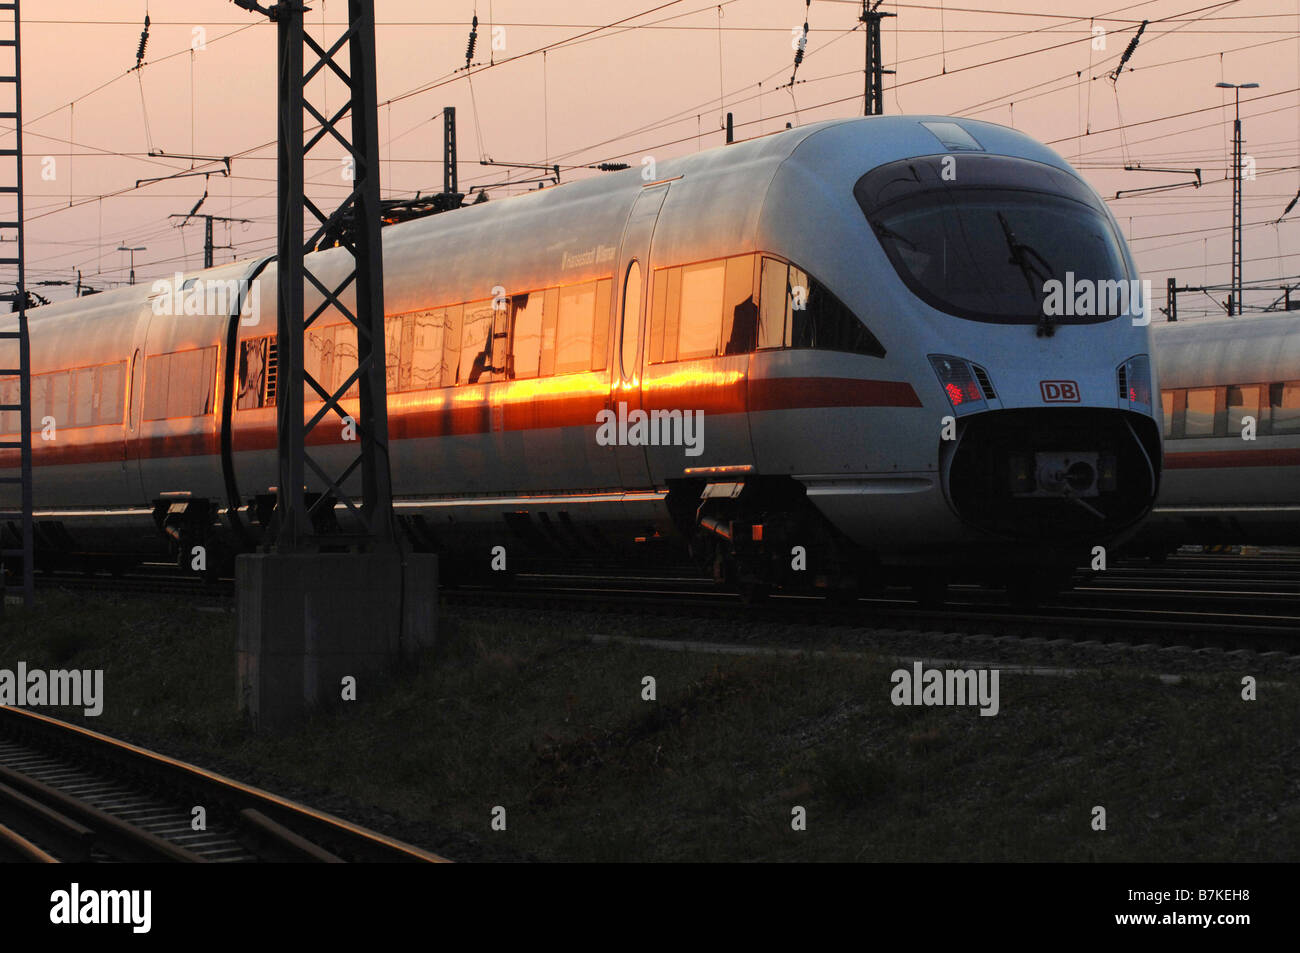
14;0;1297;299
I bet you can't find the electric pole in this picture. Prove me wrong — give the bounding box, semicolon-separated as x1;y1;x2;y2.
1216;81;1258;317
861;2;895;116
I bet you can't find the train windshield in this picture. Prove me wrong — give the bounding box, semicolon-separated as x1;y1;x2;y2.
855;154;1130;324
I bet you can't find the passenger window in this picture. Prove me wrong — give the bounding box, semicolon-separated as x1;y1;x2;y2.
1226;385;1259;436
306;323;335;397
0;376;16;433
721;255;758;355
678;260;725;360
443;305;463;385
149;348;217;419
165;351;196;419
491;302;511;378
787;266;814;348
1184;387;1215;437
593;278;612;372
384;315;402;393
398;313;415;391
333;327;359;399
1271;381;1300;434
538;291;558;378
555;282;595;375
460;301;495;385
758;257;788;349
510;293;544;380
410;309;446;389
649;269;668;364
1160;390;1174;438
95;363;125;425
164;352;191;418
662;268;681;363
48;371;70;428
238;339;269;410
145;356;172;418
71;367;94;428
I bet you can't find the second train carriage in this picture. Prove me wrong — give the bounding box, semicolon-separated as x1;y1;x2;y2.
1;116;1164;598
1125;314;1300;551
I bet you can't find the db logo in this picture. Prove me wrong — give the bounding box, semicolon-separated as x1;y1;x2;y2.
1040;380;1080;402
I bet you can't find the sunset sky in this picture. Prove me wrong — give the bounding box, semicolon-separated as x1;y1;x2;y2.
6;0;1300;317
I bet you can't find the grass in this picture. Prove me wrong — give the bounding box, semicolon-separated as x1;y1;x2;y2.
2;591;1298;861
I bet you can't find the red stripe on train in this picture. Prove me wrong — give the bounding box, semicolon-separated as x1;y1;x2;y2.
0;375;922;468
1164;447;1300;468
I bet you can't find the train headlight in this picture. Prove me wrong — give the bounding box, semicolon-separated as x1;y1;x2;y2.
929;355;988;415
1117;354;1152;410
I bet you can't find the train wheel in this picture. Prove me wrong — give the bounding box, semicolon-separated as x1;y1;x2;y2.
738;581;770;605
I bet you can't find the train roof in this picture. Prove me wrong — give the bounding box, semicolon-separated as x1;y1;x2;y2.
7;114;1086;329
1152;313;1300;387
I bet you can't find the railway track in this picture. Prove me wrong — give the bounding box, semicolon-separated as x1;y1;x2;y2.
23;553;1300;650
0;705;448;863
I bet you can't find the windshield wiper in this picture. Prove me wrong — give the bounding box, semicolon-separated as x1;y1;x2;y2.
996;211;1058;337
872;220;918;251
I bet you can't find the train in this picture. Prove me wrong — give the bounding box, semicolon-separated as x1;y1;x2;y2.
1126;312;1300;552
1;115;1168;602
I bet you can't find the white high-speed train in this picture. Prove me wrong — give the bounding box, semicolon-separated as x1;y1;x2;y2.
1;115;1163;599
1127;313;1300;550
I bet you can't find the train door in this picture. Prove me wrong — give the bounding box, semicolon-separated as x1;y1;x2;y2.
609;184;668;487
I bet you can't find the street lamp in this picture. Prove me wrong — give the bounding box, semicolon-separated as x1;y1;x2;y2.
1216;81;1259;316
116;245;146;286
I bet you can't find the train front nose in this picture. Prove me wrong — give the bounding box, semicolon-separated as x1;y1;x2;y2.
942;406;1161;542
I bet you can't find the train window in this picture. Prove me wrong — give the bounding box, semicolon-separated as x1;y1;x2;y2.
491;302;512;378
788;266;814;348
460;301;494;385
1160;390;1174;438
144;355;171;419
48;371;70;430
1227;385;1260;436
409;310;444;389
802;270;886;357
0;376;16;433
758;257;788;349
662;268;682;363
510;294;544;380
398;313;415;391
384;315;402;393
148;348;217;420
95;362;126;425
305;323;335;396
70;367;95;428
237;338;270;410
593;277;612;372
555;282;596;375
334;327;359;398
621;262;643;379
1270;381;1300;434
181;349;216;417
1183;387;1215;437
442;305;463;386
721;254;758;355
648;269;668;364
678;261;725;361
29;374;47;428
537;292;558;378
